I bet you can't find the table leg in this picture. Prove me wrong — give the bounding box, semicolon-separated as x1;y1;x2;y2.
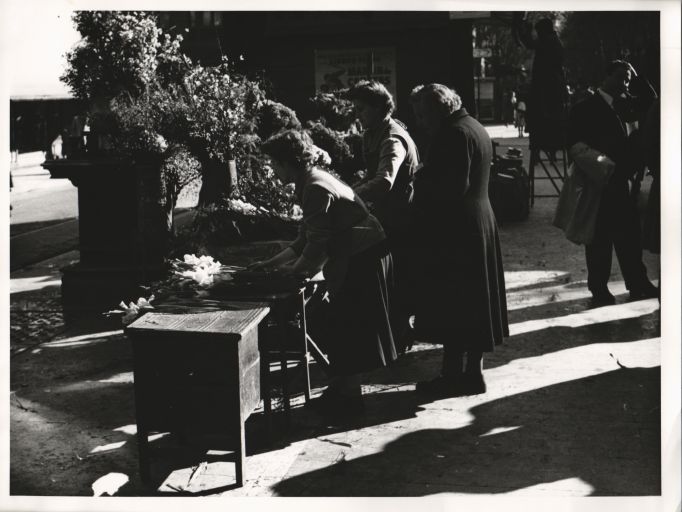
276;306;291;421
136;427;151;483
132;343;152;484
300;291;312;403
258;325;273;439
234;402;246;488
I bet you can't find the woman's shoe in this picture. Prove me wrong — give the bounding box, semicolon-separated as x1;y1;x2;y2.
415;375;460;398
589;290;616;308
461;373;487;395
416;374;486;398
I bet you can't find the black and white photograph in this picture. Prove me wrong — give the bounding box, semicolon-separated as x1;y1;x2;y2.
2;1;680;510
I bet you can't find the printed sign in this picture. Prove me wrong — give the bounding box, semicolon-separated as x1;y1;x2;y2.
314;47;397;102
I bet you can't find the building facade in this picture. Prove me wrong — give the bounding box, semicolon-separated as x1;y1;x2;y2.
159;11;481;125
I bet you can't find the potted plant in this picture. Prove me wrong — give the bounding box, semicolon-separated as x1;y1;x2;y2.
182;59;266;206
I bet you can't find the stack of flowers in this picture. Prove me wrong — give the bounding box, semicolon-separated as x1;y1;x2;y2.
172;254;226;287
104;253;241;325
105;296;155;326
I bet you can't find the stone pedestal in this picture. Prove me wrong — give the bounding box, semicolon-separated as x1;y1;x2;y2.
42;158;171;322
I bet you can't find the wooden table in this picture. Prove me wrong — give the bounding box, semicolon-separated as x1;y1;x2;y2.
206;274;330;421
126;301;270;487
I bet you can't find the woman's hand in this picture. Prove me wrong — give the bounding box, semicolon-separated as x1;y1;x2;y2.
288;255;323;278
247;259;272;271
248;247;298;271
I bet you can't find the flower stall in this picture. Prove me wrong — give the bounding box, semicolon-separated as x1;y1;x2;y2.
44;11;306;322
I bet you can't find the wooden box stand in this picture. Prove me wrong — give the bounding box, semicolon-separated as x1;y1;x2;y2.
42;158;171;322
125;303;270;488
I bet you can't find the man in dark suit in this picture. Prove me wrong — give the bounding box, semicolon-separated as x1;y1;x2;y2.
567;60;658;306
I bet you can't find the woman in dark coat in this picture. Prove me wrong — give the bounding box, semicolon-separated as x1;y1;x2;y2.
253;129;398;417
409;84;509;397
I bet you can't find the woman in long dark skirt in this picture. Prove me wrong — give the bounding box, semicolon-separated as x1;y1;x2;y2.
347;80;421;351
252;129;398;416
409;84;509;398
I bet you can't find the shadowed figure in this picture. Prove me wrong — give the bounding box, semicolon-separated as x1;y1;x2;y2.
514;15;568;151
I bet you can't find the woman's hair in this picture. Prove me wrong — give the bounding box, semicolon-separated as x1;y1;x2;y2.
346;80;395;117
410;83;462;116
261;129;317;168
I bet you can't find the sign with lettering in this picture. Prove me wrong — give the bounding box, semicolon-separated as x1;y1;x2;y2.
314;47;397;102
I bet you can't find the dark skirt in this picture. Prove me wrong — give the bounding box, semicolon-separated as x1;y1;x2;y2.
414;211;509;352
386;232;419;352
309;240;398;377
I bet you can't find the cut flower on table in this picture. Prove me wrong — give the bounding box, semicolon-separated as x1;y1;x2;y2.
105;295;155;325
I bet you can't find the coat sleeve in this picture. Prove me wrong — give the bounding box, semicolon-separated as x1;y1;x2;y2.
568;142;615;188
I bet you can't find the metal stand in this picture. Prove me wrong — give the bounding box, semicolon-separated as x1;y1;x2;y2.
528;145;568;207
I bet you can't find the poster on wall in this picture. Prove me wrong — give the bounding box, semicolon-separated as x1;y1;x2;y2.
314;47;397;103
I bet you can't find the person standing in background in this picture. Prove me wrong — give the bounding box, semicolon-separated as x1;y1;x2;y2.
566;60;658;306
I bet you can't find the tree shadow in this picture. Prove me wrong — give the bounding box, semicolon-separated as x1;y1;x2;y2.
272;366;661;496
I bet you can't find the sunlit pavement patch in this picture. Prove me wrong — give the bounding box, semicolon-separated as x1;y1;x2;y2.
479;426;522;437
91;472;129;496
506;279;646;310
98;372;134;384
504;270;570;291
90;440;127;454
10;275;62;294
39;329;124;348
503;477;595;496
509;298;660;337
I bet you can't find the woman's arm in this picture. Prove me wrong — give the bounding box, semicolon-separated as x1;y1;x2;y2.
248;247;298;270
354;136;407;203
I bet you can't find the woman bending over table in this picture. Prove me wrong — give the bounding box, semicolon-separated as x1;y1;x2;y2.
251;129;398;417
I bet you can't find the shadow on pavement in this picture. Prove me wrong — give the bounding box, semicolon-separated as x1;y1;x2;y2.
10;218;78;238
359;307;660;386
272;366;661;496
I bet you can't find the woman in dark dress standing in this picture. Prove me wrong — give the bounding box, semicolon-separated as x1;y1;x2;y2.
409;84;509;397
252;129;398;416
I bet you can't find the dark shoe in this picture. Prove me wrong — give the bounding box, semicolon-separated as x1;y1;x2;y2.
461;373;487;395
416;374;487;398
415;375;462;398
629;282;659;301
398;323;417;354
589;290;616;308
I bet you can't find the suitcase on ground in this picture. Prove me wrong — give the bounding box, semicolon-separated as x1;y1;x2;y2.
489;164;530;222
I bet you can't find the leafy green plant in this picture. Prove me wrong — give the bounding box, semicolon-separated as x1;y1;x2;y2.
183;58;266;165
308;91;358;132
257;100;302;141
